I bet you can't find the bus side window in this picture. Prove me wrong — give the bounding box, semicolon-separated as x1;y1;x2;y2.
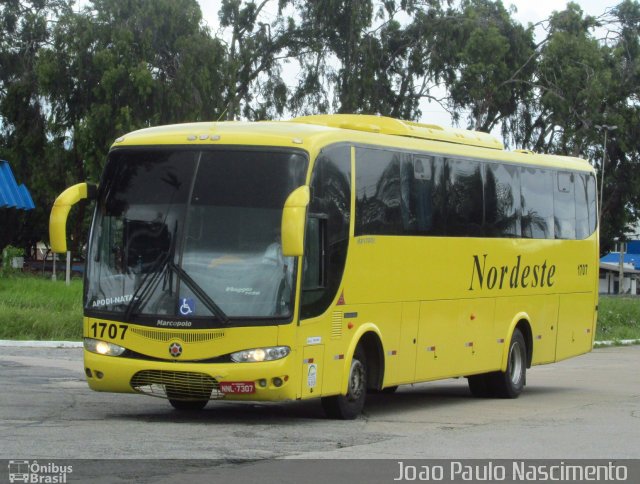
586;174;597;234
484;162;521;238
355;148;403;236
575;173;590;239
554;172;576;239
302;216;326;290
445;158;484;237
403;155;445;236
520;167;554;239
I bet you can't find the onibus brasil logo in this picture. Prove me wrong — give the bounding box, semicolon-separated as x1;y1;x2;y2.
8;460;73;483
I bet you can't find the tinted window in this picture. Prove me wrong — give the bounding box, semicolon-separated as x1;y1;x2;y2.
355;148;403;235
88;149;309;321
587;174;597;234
402;155;446;235
301;145;351;319
575;173;590;239
193;150;307;209
521;167;554;239
485;163;521;237
354;146;593;241
102;150;196;212
181;150;308;318
445;158;484;236
96;149;196;276
554;172;576;239
302;217;324;289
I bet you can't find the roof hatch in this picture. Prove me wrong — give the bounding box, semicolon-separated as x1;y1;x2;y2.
290;114;504;150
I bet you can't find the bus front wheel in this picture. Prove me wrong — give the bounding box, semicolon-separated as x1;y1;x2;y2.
168;398;208;411
321;345;367;419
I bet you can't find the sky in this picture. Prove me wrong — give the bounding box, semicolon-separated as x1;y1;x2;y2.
195;0;617;127
508;0;611;26
196;0;613;31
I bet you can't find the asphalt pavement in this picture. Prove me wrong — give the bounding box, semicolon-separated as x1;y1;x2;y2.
0;345;638;462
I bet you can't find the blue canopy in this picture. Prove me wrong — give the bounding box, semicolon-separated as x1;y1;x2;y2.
0;160;35;210
601;252;640;269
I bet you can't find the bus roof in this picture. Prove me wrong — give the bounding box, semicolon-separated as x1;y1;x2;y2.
113;115;594;173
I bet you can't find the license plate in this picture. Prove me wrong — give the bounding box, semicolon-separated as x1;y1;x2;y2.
219;381;255;394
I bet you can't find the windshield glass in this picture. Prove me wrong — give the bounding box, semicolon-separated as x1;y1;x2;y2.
86;148;308;326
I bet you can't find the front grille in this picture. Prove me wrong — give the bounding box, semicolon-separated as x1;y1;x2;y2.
129;327;225;343
130;370;223;400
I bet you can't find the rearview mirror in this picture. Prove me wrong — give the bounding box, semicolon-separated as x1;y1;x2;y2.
281;186;310;257
49;182;97;253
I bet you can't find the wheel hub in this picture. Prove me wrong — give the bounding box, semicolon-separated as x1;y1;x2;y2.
509;341;524;386
347;359;365;402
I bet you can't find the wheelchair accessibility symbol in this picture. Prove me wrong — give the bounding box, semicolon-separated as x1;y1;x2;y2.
179;298;195;316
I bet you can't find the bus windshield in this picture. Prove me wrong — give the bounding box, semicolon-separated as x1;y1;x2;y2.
86;147;308;326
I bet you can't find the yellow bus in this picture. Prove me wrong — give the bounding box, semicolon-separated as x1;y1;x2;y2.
50;114;599;419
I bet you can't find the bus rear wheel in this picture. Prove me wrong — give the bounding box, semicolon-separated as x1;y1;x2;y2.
467;374;491;397
321;346;367;419
368;385;398;394
467;329;527;399
491;328;527;398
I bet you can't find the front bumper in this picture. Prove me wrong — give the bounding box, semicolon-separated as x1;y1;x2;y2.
84;350;297;401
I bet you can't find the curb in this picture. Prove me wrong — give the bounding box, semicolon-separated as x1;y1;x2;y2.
0;340;83;348
593;339;640;347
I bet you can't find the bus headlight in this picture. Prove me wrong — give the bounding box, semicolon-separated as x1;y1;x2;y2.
230;346;290;363
84;338;126;357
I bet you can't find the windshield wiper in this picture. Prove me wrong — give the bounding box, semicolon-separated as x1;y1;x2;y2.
125;260;230;324
168;262;230;324
125;218;179;321
124;252;170;321
124;253;230;324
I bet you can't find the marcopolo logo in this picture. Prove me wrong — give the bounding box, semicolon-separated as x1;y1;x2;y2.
468;254;557;291
8;460;73;483
169;342;183;358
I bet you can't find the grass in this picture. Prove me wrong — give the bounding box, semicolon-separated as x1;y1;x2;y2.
596;295;640;342
0;274;639;342
0;273;83;340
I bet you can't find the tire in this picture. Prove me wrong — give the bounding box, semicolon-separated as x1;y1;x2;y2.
166;385;211;411
321;345;367;419
488;328;527;398
168;398;208;411
467;374;491;398
368;385;398;394
380;385;398;394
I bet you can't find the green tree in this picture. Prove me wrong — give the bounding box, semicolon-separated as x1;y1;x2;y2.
435;0;536;133
595;0;640;251
0;0;71;254
2;0;639;258
287;0;446;119
39;0;227;181
36;0;227;251
532;3;609;154
218;0;297;120
507;1;640;253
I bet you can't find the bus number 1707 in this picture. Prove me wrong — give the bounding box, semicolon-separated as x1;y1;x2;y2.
90;322;128;340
